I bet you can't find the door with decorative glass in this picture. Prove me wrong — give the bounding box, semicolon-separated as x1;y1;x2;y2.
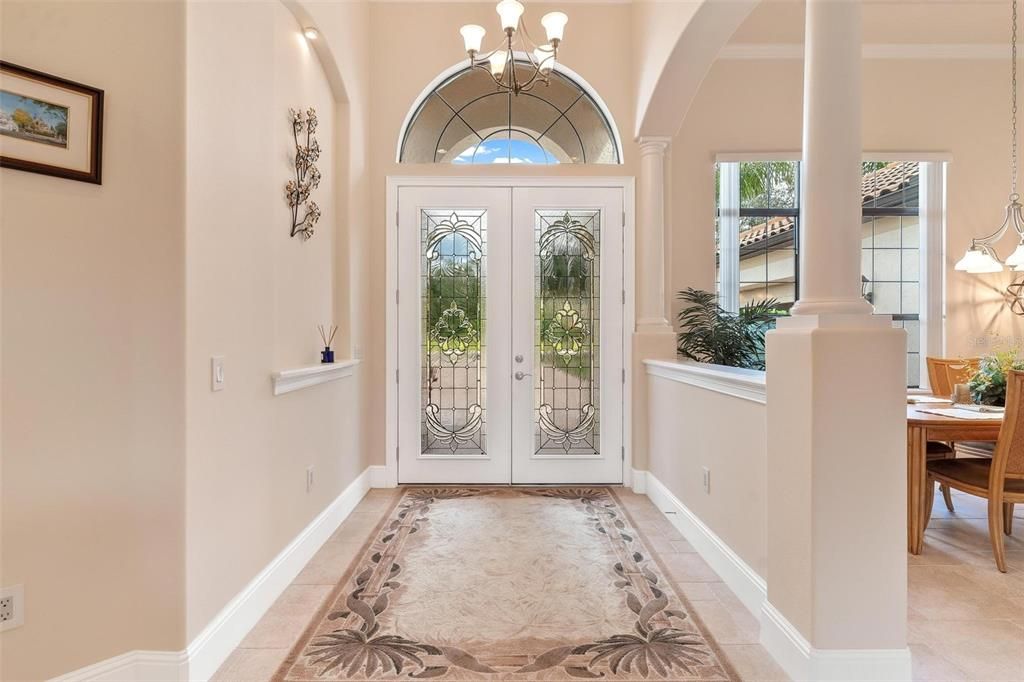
396;184;624;484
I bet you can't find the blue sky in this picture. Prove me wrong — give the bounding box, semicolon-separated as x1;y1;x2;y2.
0;91;67;126
452;139;558;165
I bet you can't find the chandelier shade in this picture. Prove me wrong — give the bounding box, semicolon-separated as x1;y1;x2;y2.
954;248;1004;274
460;24;486;54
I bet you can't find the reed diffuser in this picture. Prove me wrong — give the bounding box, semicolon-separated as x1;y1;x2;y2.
318;324;338;364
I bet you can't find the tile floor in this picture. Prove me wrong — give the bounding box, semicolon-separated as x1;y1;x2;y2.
212;487;1024;682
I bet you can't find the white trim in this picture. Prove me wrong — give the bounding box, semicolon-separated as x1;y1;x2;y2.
271;359;359;396
368;464;390;489
644;359;767;405
385;176;636;488
643;471;766;617
714;151;953;163
185;466;374;681
919;161;947;390
623;179;636;488
717;161;740;314
50;651;187;682
721;42;1016;61
629;468;646;495
760;602;912;682
394;58;624;165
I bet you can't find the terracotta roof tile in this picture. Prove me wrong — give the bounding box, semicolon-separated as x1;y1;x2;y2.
737;161;919;248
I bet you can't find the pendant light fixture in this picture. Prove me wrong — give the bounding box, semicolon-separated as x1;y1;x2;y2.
955;0;1024;275
459;1;567;95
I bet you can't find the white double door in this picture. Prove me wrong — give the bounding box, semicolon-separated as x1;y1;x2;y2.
396;184;625;484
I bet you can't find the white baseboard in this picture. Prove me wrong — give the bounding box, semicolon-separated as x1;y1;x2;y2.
642;470;766;617
760;602;911;682
368;464;389;489
51;466;374;682
629;468;646;494
50;650;187;682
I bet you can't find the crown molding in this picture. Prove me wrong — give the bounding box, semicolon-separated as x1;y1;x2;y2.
721;43;1013;61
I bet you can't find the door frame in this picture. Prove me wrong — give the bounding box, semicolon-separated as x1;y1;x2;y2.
384;175;636;487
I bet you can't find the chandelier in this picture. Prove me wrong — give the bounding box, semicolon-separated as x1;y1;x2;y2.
459;1;567;96
955;0;1024;274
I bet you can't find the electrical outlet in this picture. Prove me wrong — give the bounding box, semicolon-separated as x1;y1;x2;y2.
306;466;314;493
0;585;25;631
702;467;711;495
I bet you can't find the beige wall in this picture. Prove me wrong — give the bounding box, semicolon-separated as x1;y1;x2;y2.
672;56;1024;358
184;0;367;640
0;2;187;679
646;376;767;574
365;2;640;470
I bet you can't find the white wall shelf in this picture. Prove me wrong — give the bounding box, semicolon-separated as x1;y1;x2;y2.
271;359;359;396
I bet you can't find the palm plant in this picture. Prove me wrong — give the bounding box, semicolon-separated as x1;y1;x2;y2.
676;288;780;370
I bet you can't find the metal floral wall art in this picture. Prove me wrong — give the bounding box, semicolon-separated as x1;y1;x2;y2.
285;107;321;240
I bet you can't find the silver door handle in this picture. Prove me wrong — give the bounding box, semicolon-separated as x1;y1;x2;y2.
515;371;532;380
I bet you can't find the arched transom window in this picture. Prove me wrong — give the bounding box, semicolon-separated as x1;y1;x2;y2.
399;61;621;165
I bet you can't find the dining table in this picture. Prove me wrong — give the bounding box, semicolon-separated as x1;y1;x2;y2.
906;402;1002;554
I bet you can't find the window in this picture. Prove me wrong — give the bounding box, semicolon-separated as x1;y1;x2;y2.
716;158;946;388
399;63;620;165
715;161;800;314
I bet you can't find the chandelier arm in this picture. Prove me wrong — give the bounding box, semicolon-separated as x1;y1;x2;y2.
517;17;542;53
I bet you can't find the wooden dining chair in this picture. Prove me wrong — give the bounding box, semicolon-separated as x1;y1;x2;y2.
926;357;981;398
925;357;985;511
925;369;1024;572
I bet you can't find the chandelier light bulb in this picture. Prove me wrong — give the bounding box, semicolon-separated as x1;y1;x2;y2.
460;24;486;54
541;11;568;43
489;50;508;77
496;0;524;32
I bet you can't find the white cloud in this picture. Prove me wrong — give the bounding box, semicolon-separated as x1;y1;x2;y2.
492;157;531;164
455;144;499;160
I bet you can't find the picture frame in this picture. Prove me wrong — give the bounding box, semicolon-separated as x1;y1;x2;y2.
0;61;104;184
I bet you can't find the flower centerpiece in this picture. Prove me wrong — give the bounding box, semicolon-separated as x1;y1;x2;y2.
969;349;1024;406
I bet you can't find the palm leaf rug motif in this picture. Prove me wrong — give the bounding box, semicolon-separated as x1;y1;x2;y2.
276;488;735;681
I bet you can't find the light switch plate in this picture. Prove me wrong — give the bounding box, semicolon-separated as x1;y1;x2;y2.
211;356;225;392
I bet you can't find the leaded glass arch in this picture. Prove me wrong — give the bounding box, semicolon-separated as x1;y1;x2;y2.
399;61;622;165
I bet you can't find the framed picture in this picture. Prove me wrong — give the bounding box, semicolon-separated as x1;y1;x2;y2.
0;61;103;184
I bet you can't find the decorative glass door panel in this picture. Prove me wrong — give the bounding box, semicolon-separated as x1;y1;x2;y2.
421;210;487;456
397;184;623;485
535;210;601;456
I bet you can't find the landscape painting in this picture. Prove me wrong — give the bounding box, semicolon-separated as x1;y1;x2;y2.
0;90;69;148
0;61;103;183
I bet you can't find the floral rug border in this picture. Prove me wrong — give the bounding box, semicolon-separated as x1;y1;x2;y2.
272;487;738;681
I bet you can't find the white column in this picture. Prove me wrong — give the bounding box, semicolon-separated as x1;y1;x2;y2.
636;137;673;332
763;2;910;680
790;0;872;316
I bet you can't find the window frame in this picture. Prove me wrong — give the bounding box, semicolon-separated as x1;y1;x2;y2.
714;153;947;390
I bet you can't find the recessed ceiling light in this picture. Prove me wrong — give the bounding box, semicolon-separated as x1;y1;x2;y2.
438;148;448;154
303;27;319;40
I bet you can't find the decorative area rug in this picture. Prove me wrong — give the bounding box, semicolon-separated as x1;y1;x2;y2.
275;488;735;681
